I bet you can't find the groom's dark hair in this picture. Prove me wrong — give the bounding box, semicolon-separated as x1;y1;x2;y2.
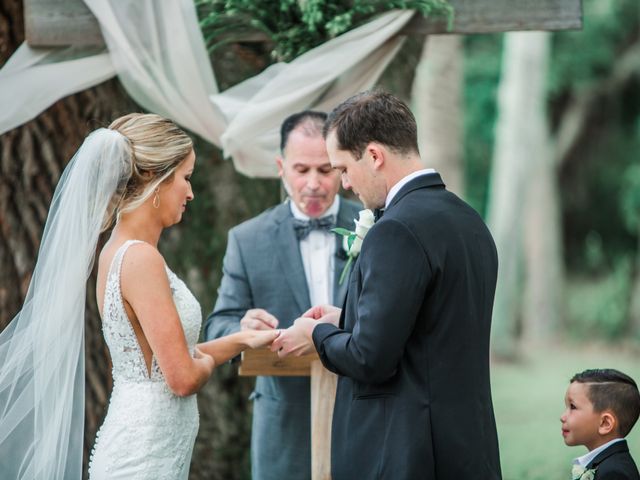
323;90;419;160
571;369;640;437
280;111;327;153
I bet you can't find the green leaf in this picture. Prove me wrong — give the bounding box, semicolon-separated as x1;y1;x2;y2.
331;227;353;236
338;256;354;285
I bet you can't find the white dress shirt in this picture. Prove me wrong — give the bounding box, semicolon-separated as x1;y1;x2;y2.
385;168;437;209
290;197;340;306
573;438;625;468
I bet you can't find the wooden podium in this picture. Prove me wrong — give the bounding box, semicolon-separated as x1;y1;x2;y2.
239;349;337;480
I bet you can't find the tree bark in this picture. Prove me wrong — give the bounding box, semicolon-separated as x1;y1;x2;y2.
411;34;464;197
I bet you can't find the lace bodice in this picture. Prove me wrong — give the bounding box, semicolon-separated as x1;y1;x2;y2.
89;240;202;480
101;239;202;383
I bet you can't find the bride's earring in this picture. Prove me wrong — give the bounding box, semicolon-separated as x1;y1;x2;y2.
153;187;160;209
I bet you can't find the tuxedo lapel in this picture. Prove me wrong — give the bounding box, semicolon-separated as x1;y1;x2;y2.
274;204;310;314
333;203;353;305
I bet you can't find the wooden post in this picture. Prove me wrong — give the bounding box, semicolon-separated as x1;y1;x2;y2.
239;349;336;480
310;360;337;480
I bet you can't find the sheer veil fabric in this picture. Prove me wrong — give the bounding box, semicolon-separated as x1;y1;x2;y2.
0;129;131;479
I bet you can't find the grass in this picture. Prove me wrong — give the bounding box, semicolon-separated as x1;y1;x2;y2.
493;342;640;480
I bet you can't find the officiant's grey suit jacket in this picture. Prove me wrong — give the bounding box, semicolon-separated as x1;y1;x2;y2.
312;173;502;479
205;197;360;480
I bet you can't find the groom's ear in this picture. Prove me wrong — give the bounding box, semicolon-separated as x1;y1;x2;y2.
366;142;385;171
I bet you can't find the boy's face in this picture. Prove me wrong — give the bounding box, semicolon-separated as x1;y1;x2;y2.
560;382;603;451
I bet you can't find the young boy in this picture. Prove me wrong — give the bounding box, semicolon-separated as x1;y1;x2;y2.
561;369;640;480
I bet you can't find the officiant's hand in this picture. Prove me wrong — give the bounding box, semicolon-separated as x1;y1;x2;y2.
240;308;279;331
270;317;317;358
302;304;341;327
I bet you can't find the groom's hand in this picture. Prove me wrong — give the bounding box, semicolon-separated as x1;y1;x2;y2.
302;304;341;327
270;317;318;358
240;308;279;331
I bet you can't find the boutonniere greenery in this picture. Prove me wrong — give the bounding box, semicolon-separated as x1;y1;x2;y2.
572;464;597;480
332;209;375;285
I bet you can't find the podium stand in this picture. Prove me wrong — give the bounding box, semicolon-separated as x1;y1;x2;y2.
239;349;336;480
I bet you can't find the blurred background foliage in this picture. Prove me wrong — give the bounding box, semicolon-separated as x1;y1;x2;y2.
464;0;640;343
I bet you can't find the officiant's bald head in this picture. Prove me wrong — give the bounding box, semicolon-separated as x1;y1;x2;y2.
276;111;341;218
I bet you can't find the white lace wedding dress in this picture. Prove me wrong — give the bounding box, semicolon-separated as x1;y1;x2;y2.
89;240;202;480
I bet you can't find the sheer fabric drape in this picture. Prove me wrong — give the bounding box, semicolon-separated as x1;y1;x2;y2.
0;2;412;176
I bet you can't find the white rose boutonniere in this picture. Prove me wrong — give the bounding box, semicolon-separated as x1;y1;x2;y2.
332;209;375;285
572;464;597;480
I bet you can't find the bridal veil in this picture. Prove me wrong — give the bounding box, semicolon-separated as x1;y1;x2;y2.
0;128;131;479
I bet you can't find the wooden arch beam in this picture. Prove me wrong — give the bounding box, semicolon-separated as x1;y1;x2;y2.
24;0;582;48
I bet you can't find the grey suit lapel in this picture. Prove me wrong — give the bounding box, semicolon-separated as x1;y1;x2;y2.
333;201;355;305
274;203;311;314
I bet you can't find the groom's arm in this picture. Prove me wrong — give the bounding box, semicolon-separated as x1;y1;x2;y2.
311;219;431;384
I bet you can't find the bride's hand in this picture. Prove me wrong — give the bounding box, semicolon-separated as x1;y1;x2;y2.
245;329;281;349
194;347;215;373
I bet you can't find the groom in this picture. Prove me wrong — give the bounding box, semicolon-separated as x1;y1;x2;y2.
273;91;502;479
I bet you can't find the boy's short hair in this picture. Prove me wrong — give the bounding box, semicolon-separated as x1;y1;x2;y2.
571;369;640;437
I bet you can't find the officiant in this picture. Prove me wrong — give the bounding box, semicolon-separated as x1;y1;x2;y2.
204;110;360;480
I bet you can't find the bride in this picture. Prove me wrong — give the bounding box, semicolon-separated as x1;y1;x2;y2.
0;113;278;479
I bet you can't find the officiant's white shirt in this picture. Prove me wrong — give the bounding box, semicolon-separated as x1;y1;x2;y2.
290;197;340;306
385;168;437;208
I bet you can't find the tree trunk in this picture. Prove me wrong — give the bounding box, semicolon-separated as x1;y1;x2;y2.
487;32;553;358
411;35;464;197
522;137;564;343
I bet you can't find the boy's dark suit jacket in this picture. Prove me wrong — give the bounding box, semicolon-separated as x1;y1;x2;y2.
312;173;502;479
589;440;640;480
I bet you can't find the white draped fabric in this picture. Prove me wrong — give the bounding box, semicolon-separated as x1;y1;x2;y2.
0;1;413;177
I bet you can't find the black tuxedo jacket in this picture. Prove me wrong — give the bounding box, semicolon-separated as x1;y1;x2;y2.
588;440;640;480
313;173;501;479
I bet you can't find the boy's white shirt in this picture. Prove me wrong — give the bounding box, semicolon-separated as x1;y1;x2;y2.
573;438;625;467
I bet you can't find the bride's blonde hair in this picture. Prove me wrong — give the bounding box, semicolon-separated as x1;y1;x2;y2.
103;113;193;229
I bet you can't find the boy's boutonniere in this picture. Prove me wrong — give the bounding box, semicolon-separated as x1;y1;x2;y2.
332;209;375;285
572;464;597;480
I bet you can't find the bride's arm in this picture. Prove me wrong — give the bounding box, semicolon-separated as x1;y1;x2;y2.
121;243;214;396
197;329;279;366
